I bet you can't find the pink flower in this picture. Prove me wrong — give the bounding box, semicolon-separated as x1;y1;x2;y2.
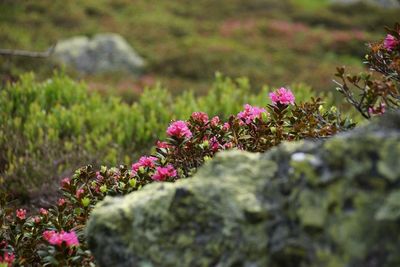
269;87;295;106
0;252;15;266
224;142;234;149
237;104;267;124
210;116;220;127
33;216;41;224
44;230;60;245
61;177;71;188
210;137;220;152
191;112;209;124
75;188;85;199
156;141;170;149
39;208;48;216
96;172;104;182
58;198;66;206
166;121;192;139
368;103;386;116
222;122;230;131
0;241;7;249
16;209;26;220
132;156;158;173
384;34;399;51
152;165;177;181
43;230;79;247
59;231;79;246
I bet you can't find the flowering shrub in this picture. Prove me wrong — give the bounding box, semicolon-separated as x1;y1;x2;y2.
0;72;325;206
0;86;353;266
335;23;400;119
269;87;295;105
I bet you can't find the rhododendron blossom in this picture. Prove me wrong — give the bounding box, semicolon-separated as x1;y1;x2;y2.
33;216;41;224
58;198;66;206
166;120;192;139
191;112;209;124
222;122;230;131
210;116;220;127
16;209;26;220
269;87;295;106
43;230;79;247
156;140;169;149
224;142;234;149
39;208;48;216
210;137;220;152
0;252;15;266
152;165;177;181
237;104;267;124
61;177;71;188
368;103;386;116
132;156;158;173
384;34;399;51
60;231;80;246
75;188;85;199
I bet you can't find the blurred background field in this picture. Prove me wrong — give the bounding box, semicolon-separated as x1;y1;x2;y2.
1;0;399;99
0;0;399;206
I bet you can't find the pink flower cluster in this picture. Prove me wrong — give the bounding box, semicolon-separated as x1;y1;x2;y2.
132;156;158;173
43;230;79;247
384;34;399;51
209;136;220;152
61;177;71;188
0;252;14;267
58;198;66;206
269;87;295;106
152;165;177;181
166;120;192;139
75;188;85;199
210;116;220;127
16;209;26;220
156;140;170;149
191;112;209;124
368;103;386;116
222;122;230;131
39;208;48;216
237;104;267;124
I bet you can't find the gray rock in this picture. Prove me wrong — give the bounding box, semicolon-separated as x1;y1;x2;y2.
331;0;400;8
86;111;400;267
53;33;145;75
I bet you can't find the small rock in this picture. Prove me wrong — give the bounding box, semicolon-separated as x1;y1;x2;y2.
52;33;145;75
331;0;400;8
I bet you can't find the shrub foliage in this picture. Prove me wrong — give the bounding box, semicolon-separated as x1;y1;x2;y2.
0;84;352;265
0;72;325;204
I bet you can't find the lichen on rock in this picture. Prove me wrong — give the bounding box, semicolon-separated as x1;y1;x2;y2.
87;111;400;267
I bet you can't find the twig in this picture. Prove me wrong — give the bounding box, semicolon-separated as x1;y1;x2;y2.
0;44;56;58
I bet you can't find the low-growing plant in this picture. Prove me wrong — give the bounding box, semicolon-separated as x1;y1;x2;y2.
0;72;327;206
335;23;400;118
0;86;353;266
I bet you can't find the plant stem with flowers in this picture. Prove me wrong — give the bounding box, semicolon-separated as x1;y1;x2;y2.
335;23;400;119
0;86;353;266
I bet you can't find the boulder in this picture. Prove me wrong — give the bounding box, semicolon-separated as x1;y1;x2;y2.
86;112;400;267
52;33;145;75
331;0;400;8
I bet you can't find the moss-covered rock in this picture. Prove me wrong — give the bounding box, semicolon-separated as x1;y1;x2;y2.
86;112;400;267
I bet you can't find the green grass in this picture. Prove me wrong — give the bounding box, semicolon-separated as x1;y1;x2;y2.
291;0;330;10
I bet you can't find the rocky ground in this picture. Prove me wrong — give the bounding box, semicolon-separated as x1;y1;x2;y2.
87;111;400;267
